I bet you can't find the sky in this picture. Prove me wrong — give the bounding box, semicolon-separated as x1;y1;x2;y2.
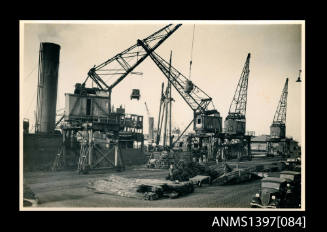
20;21;304;143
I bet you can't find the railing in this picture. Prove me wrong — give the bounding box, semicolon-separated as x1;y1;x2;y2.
65;113;143;131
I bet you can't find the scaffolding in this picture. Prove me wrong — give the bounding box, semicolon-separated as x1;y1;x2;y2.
52;93;143;173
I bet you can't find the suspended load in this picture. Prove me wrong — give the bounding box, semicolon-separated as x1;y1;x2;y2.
296;70;302;83
184;80;194;94
131;89;141;100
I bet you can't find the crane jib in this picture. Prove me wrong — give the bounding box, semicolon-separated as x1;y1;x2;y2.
83;24;182;93
137;39;216;115
107;24;182;90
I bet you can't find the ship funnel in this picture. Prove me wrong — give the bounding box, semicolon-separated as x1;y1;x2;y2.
35;42;61;134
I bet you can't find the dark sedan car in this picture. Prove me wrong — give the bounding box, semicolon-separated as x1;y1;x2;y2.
280;171;301;190
282;157;301;171
280;171;301;208
250;177;288;208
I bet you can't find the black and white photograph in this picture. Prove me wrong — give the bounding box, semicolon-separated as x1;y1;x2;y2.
20;20;304;210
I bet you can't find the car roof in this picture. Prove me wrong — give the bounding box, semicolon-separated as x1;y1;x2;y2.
280;171;301;175
262;177;286;183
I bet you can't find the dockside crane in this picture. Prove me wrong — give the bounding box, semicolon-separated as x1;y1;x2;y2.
221;53;252;161
57;24;181;173
224;53;251;135
267;78;289;157
270;78;289;139
137;41;222;146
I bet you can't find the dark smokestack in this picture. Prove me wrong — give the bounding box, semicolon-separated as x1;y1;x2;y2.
35;42;61;134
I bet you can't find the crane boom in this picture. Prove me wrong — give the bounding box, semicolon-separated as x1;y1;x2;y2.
228;53;251;117
138;40;213;114
138;40;222;143
84;24;182;92
270;78;288;139
273;78;288;124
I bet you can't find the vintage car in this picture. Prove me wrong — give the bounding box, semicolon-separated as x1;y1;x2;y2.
280;171;301;207
280;171;301;190
250;177;289;208
282;157;301;171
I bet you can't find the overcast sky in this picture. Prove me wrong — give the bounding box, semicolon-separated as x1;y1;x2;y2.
21;21;304;143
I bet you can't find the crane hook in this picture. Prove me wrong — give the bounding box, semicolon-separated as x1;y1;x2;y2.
296;69;302;82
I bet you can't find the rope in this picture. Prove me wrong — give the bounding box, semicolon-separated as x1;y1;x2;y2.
23;65;38;82
189;24;196;80
25;88;37;116
24;49;40;82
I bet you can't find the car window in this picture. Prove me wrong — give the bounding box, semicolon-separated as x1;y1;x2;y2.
262;182;280;190
280;174;294;181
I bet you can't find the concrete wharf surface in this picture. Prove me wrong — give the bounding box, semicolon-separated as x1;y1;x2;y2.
23;157;282;208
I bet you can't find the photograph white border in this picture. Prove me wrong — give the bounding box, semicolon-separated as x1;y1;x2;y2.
19;20;305;211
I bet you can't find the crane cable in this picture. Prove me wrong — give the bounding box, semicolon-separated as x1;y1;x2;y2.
24;88;37;118
24;64;38;82
188;24;196;80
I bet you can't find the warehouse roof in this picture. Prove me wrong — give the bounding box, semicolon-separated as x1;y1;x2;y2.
251;135;269;142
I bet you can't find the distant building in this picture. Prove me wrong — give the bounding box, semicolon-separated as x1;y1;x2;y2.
289;139;301;157
251;135;269;155
251;134;301;157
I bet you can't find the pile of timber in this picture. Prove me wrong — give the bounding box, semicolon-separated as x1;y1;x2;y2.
137;181;194;200
88;175;143;199
23;184;39;207
246;163;283;173
88;175;194;200
166;161;262;186
211;168;261;185
189;175;211;187
166;161;230;182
